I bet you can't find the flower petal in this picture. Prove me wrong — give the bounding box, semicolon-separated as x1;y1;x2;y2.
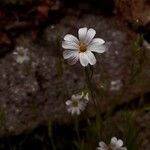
87;44;106;53
79;104;85;111
16;57;24;64
65;100;72;105
71;94;78;100
73;94;82;100
62;41;79;50
116;139;123;147
99;142;107;148
85;28;96;44
64;34;79;44
78;27;87;42
79;52;89;67
67;107;72;113
110;137;118;145
90;38;105;45
76;109;80;115
63;50;78;59
72;108;77;115
85;51;96;65
67;52;79;65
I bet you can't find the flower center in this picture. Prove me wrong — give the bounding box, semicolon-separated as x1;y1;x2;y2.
79;42;87;52
19;52;25;57
72;100;79;107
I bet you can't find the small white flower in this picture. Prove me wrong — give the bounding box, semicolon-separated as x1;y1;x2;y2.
13;46;30;64
110;80;122;91
143;40;150;50
62;27;106;66
97;137;127;150
65;92;89;115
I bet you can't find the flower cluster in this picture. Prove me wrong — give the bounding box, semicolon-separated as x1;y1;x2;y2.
13;46;30;64
65;92;89;115
62;27;106;66
97;137;127;150
63;28;127;150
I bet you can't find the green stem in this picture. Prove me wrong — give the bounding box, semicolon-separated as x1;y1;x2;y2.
84;66;97;107
75;116;81;142
48;121;56;150
89;64;94;80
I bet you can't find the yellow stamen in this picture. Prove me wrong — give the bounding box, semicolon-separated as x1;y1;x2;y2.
72;100;79;107
79;42;87;52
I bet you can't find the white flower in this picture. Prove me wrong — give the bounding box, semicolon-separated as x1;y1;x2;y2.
13;46;30;64
97;137;127;150
62;27;106;66
65;92;89;115
110;80;122;91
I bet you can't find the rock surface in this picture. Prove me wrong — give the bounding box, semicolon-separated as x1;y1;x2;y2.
114;0;150;25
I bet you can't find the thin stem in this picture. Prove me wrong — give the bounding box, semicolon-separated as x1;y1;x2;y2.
48;121;56;150
89;64;93;80
75;116;81;142
74;116;84;150
84;66;103;140
84;66;97;107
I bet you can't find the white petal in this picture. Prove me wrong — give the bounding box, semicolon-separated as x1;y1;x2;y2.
62;41;79;50
76;109;81;115
16;57;24;64
65;100;72;106
67;107;72;113
78;27;87;42
63;50;78;59
90;38;105;45
85;51;96;65
79;102;86;110
64;34;79;44
85;28;96;44
80;105;85;111
87;44;106;53
111;137;118;145
72;108;77;115
99;142;108;148
67;52;79;65
73;94;82;100
68;58;78;65
13;52;18;55
116;140;123;147
79;52;89;67
71;94;77;100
